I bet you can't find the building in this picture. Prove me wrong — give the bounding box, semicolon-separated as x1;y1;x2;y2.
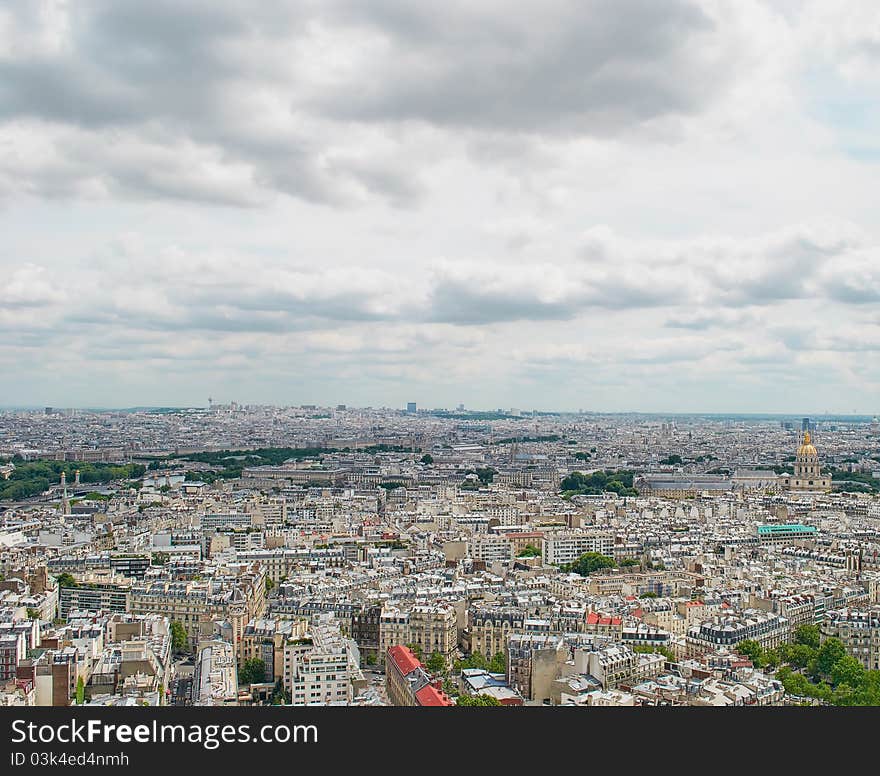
757;524;818;545
781;431;831;493
384;645;453;707
573;644;665;689
58;574;131;619
240;617;308;682
685;610;788;657
408;604;458;661
129;566;266;652
507;633;568;703
821;608;880;671
634;473;732;499
459;668;523;705
385;645;426;706
469;606;526;659
192;639;238;706
541;531;615;566
283;615;363;705
378;603;457;662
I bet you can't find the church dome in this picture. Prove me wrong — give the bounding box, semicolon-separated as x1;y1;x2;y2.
796;430;817;457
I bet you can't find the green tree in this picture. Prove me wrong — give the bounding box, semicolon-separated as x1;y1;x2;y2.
778;642;816;669
831;655;865;688
736;639;765;668
420;454;434;465
795;624;820;649
633;644;676;662
265;576;275;594
517;544;541;558
169;620;189;654
425;652;446;675
55;572;77;588
406;643;423;661
763;648;780;670
562;552;616;576
559;470;637;497
815;638;847;677
455;652;489;672
488;652;507;673
238;658;267;685
456;694;502;706
75;676;85;705
270;679;290;705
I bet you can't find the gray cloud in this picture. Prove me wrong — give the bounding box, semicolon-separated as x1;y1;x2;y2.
316;0;723;134
0;0;751;208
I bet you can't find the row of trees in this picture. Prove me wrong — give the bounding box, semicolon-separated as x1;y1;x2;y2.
0;460;145;501
737;624;880;705
560;470;637;497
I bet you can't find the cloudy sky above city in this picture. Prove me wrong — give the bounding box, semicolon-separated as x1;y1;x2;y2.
2;0;880;413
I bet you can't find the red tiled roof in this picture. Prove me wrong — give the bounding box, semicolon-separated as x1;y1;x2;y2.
415;684;454;707
586;612;600;624
388;645;421;677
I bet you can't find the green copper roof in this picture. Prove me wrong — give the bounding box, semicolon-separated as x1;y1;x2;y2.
757;524;816;534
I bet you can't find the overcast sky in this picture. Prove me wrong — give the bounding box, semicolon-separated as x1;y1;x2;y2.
2;0;880;413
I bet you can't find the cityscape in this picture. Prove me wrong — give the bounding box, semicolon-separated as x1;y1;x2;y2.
3;0;880;729
1;404;879;707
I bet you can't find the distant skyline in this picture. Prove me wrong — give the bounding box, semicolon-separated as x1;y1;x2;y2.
2;404;876;422
3;2;880;412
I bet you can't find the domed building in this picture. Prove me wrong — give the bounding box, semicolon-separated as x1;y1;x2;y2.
781;430;831;493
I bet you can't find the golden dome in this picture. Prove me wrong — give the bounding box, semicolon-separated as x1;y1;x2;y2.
797;430;817;457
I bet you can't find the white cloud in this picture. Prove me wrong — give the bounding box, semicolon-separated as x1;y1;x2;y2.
1;1;880;411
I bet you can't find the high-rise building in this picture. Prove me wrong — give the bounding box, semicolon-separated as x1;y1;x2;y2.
406;402;417;414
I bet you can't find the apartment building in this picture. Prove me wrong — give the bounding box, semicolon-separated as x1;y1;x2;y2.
240;617;308;681
282;615;363;705
130;565;266;652
574;645;665;689
58;574;132;619
468;535;512;563
542;531;615;566
507;633;568;703
469;606;525;658
408;604;458;660
377;603;457;662
192;639;238;706
584;611;624;638
384;644;453;707
685;610;789;657
821;608;880;671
